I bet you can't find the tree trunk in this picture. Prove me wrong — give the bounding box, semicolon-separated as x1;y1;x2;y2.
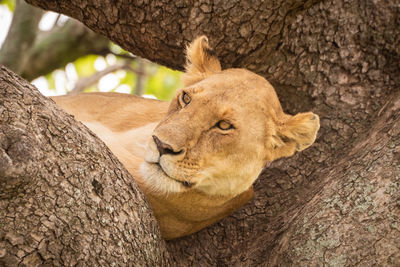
5;0;400;265
0;0;43;75
0;66;170;266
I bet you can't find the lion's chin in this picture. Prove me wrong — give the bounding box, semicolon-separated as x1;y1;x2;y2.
139;162;194;194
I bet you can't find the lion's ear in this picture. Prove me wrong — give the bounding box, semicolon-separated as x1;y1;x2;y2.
182;36;222;86
269;112;320;161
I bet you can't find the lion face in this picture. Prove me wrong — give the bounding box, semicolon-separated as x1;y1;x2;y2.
140;36;319;196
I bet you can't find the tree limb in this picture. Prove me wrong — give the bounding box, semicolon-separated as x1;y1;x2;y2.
25;0;324;73
133;57;146;96
68;61;146;94
20;18;110;81
0;1;111;81
0;65;171;266
0;0;43;74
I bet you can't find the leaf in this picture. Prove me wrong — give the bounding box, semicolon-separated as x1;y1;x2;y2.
1;0;16;11
74;55;97;77
144;66;182;100
119;71;136;93
109;42;131;56
45;72;56;91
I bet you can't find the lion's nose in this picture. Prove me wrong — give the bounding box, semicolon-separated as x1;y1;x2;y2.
152;135;184;157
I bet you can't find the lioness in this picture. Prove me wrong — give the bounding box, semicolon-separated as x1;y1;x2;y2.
53;36;320;239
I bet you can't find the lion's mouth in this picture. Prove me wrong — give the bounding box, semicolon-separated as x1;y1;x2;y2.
152;163;195;188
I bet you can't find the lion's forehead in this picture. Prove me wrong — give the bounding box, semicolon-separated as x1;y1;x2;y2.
189;69;280;112
187;91;270;126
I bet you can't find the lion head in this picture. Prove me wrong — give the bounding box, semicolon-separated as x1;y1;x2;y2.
140;36;319;196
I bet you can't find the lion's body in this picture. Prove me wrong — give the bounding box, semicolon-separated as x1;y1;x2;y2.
54;92;169;131
53;36;320;239
53;92;254;239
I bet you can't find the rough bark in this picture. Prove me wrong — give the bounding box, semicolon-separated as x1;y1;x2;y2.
25;0;325;72
0;66;170;266
5;0;400;265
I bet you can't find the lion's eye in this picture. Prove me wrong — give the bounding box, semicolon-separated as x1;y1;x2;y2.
216;120;233;130
182;92;191;105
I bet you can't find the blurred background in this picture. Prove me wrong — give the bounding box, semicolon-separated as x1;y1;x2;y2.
0;0;182;100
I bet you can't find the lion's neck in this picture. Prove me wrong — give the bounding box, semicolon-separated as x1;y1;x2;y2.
194;174;256;197
144;186;253;240
192;161;264;197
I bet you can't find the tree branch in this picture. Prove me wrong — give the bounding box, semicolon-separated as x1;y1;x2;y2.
21;18;110;81
0;1;111;81
133;57;146;96
0;65;171;265
25;0;324;73
68;61;147;94
0;0;43;74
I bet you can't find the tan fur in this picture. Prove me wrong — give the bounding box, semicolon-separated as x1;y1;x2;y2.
52;36;320;240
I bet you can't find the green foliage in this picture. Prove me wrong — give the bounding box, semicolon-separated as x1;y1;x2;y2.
119;71;137;94
145;65;182;100
74;54;99;92
40;53;182;99
74;55;97;77
0;0;15;11
109;42;130;57
45;72;55;90
1;3;182;99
